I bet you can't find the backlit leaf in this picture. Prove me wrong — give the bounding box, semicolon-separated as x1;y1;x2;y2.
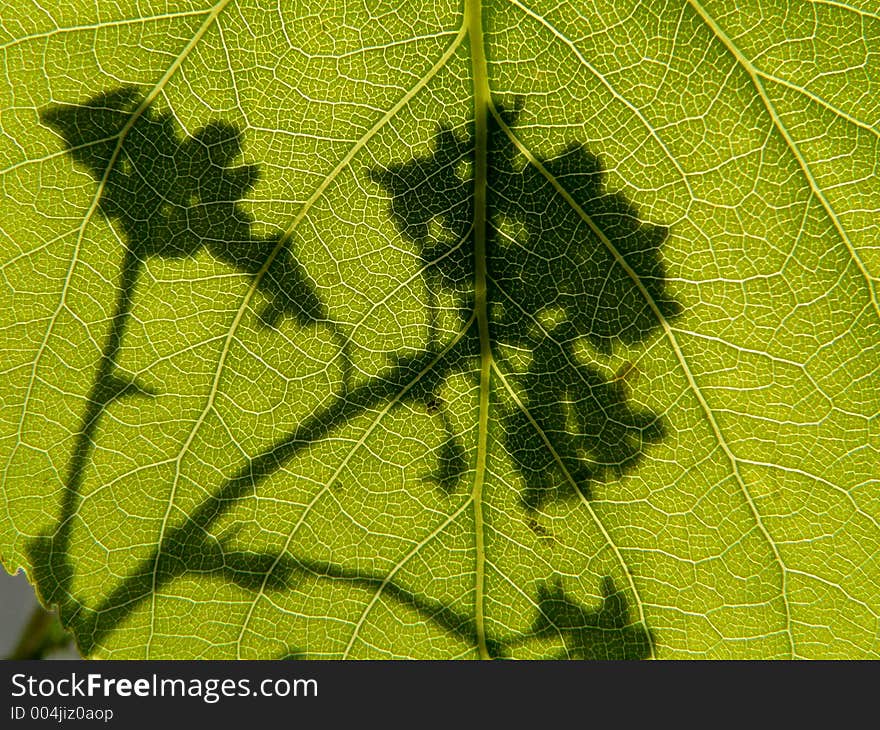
1;0;878;659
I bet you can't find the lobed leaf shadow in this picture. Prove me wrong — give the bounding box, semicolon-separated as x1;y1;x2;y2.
41;88;324;324
27;89;678;659
525;576;652;660
371;102;679;508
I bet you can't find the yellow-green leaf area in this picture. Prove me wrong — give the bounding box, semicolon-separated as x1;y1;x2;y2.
1;0;878;659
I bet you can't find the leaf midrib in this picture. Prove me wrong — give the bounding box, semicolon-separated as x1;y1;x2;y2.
466;0;493;662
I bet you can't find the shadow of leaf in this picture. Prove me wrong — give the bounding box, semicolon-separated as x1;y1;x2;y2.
108;534;646;660
371;101;680;506
28;87;328;619
41;87;324;325
529;576;652;660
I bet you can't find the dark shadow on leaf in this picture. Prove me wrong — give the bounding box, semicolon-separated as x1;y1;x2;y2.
40;87;324;322
428;429;468;494
370;101;680;507
527;576;652;660
506;330;665;509
77;332;479;653
70;525;642;659
27;87;326;623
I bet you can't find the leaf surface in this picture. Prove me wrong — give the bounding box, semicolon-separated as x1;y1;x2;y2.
1;0;878;658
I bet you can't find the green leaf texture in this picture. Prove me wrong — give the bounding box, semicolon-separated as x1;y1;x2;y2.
1;0;878;659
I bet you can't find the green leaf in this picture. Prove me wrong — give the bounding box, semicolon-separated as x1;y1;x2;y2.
1;0;878;659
